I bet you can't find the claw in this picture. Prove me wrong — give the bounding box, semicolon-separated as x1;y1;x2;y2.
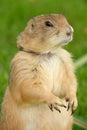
55;103;67;109
49;104;53;112
71;102;74;115
60;104;67;108
71;109;74;115
54;106;61;113
65;97;70;102
67;103;70;111
63;105;67;108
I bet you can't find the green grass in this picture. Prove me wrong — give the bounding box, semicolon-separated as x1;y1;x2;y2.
73;124;86;130
0;0;87;129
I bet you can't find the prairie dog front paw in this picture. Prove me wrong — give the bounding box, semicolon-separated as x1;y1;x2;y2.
65;96;78;114
47;95;67;113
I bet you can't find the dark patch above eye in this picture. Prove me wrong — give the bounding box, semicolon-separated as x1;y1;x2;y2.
45;21;53;27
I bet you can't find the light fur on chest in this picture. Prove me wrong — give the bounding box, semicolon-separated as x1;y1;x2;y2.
39;54;62;94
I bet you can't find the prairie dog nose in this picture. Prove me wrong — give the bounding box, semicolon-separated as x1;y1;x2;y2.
66;26;73;36
70;26;74;32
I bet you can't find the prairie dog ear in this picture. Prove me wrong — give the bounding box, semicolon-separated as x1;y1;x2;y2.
17;19;35;49
25;18;36;33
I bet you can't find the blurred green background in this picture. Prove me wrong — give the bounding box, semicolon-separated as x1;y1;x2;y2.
0;0;87;129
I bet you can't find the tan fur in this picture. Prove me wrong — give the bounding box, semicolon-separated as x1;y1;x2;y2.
0;14;77;130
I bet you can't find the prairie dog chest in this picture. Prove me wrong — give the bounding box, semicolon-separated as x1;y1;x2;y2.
40;54;60;76
39;54;62;93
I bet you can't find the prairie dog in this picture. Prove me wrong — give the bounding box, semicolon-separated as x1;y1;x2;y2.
0;14;78;130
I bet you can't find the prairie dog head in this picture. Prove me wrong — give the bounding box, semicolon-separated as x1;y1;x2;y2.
17;14;73;53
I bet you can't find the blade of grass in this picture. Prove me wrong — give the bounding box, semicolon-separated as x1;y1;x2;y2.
75;54;87;69
74;117;87;129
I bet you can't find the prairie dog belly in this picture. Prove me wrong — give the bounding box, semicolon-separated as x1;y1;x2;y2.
19;104;72;130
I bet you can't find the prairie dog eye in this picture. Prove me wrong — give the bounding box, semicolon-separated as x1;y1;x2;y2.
31;24;35;29
45;21;53;27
